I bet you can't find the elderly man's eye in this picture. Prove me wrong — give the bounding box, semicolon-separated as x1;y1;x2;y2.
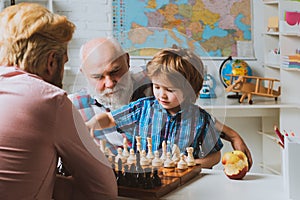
91;74;103;80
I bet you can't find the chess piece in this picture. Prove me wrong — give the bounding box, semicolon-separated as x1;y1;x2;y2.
143;167;154;189
127;148;136;165
111;156;117;178
105;146;115;157
116;158;126;186
177;153;188;170
123;165;132;186
140;150;150;166
152;151;163;167
104;147;115;163
99;139;106;153
115;147;126;164
172;144;180;164
122;138;130;159
135;151;143;172
146;137;154;161
135;152;145;188
164;152;175;168
135;136;141;153
186;147;196;167
152;168;162;187
129;163;138;187
160;140;167;161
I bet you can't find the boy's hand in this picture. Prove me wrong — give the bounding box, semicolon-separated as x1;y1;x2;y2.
85;115;99;130
85;112;116;132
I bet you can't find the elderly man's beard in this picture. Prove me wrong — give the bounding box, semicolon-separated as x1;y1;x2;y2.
92;73;133;110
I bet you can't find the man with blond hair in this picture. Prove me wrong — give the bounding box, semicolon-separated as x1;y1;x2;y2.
0;3;117;199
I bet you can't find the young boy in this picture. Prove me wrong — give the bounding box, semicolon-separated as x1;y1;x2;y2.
86;47;223;168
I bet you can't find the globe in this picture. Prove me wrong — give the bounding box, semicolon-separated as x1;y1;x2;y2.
219;56;252;88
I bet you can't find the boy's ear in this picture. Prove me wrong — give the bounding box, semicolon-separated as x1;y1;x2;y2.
46;51;57;76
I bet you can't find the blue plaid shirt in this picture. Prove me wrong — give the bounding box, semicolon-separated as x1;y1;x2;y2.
111;96;223;158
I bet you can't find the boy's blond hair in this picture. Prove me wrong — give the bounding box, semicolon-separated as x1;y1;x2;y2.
146;47;204;103
0;3;75;76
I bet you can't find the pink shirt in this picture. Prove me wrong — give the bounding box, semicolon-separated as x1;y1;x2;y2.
0;67;117;199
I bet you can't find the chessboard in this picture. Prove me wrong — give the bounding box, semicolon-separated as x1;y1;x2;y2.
98;136;203;199
117;164;202;199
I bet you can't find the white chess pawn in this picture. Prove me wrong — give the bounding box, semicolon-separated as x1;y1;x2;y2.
140;150;150;166
136;136;141;153
160;140;167;161
127;148;136;165
186;147;196;167
177;153;188;169
152;150;163;167
164;152;175;168
104;147;115;158
122;138;130;159
115;147;126;164
146;144;154;161
172;144;180;164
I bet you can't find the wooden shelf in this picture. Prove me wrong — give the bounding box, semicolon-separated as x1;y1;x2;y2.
257;131;277;140
281;32;300;37
264;32;280;36
264;63;280;69
281;67;300;72
263;0;279;5
257;131;283;148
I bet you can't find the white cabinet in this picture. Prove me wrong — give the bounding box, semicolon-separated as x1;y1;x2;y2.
261;0;300;175
278;0;300;134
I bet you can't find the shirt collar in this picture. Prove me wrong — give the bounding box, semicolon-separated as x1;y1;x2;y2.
152;99;194;117
0;66;41;80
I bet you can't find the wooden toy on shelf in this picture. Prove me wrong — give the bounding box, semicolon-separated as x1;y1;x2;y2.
225;75;281;104
267;16;279;32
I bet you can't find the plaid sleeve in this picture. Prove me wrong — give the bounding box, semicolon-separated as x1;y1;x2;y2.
68;91;95;122
202;116;223;156
195;109;223;158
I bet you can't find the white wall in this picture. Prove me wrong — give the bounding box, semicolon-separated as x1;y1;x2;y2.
1;0;265;93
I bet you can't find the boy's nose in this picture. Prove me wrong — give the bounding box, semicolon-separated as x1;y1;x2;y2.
159;91;167;99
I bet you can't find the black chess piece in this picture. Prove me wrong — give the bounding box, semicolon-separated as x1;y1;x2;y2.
136;169;145;188
143;167;154;189
116;158;126;186
111;156;117;178
152;167;162;187
123;165;132;187
135;150;145;188
135;151;143;173
129;163;138;187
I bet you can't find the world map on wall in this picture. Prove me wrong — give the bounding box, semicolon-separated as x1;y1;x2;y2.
112;0;251;57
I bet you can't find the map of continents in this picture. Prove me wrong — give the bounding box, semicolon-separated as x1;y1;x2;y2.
112;0;251;57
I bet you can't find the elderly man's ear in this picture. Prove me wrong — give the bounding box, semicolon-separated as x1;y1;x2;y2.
125;52;130;68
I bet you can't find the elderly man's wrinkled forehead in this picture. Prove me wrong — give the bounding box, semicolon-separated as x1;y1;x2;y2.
80;38;125;74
